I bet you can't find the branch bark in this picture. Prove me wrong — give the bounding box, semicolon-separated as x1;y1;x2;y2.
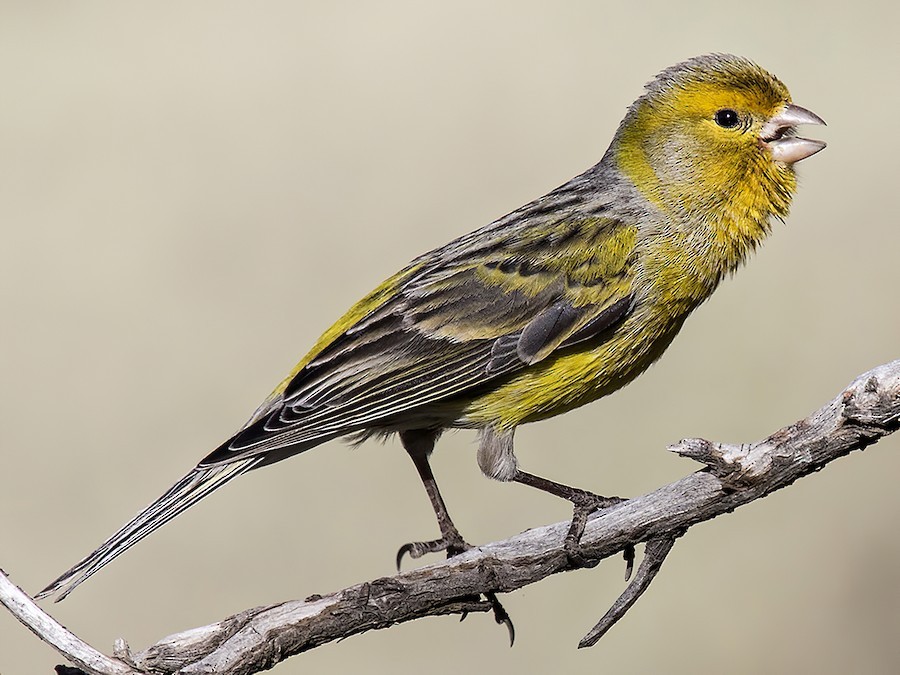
3;360;899;675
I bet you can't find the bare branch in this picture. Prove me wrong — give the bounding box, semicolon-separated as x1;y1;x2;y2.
3;360;899;675
0;569;138;675
578;533;680;648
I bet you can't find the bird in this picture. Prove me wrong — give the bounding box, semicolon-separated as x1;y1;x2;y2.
38;53;825;601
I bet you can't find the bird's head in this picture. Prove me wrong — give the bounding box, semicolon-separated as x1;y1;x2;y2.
610;54;825;223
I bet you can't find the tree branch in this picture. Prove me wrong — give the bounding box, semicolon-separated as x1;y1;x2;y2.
0;569;138;675
3;360;899;675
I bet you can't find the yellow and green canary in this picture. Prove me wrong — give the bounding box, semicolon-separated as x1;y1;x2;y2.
39;53;825;600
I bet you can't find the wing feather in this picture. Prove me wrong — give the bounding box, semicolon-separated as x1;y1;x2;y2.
201;216;637;467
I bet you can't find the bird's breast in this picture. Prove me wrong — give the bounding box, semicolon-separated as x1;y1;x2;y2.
459;299;688;428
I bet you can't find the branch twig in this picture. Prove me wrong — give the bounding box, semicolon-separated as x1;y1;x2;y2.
578;533;680;648
0;569;137;675
3;360;899;675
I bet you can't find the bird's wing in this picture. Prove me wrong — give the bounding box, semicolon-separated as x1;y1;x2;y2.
201;216;638;466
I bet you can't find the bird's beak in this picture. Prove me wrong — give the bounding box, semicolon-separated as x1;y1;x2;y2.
759;103;826;164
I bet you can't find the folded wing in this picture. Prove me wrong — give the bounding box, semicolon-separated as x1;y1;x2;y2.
203;216;638;466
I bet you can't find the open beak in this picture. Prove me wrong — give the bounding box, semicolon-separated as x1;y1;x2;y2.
760;103;826;164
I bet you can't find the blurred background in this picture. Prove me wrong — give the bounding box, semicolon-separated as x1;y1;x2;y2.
1;2;898;673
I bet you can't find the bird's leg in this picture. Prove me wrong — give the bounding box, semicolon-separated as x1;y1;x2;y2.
512;469;625;566
398;429;515;644
396;429;470;569
476;426;627;566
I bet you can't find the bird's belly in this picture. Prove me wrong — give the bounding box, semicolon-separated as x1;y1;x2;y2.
460;310;687;428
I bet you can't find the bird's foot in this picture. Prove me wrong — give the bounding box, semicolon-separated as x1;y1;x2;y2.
396;532;515;644
396;530;470;571
563;491;627;569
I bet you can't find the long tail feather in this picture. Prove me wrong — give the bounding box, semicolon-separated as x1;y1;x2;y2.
36;457;261;601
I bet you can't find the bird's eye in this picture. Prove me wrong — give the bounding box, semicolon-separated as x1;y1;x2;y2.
714;109;741;129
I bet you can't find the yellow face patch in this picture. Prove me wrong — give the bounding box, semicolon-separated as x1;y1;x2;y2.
615;72;794;220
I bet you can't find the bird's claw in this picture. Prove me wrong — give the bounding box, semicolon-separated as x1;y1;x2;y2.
396;533;470;571
563;493;626;569
487;591;516;646
397;534;514;645
569;491;626;513
459;591;515;647
623;543;636;581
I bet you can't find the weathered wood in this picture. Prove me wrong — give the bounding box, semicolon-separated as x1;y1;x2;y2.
0;570;138;675
2;360;898;675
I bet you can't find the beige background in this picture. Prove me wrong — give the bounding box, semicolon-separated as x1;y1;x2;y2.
2;2;899;674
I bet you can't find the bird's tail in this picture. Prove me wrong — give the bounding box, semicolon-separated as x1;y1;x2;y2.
36;456;261;602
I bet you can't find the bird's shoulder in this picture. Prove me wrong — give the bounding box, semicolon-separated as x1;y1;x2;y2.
400;213;639;342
